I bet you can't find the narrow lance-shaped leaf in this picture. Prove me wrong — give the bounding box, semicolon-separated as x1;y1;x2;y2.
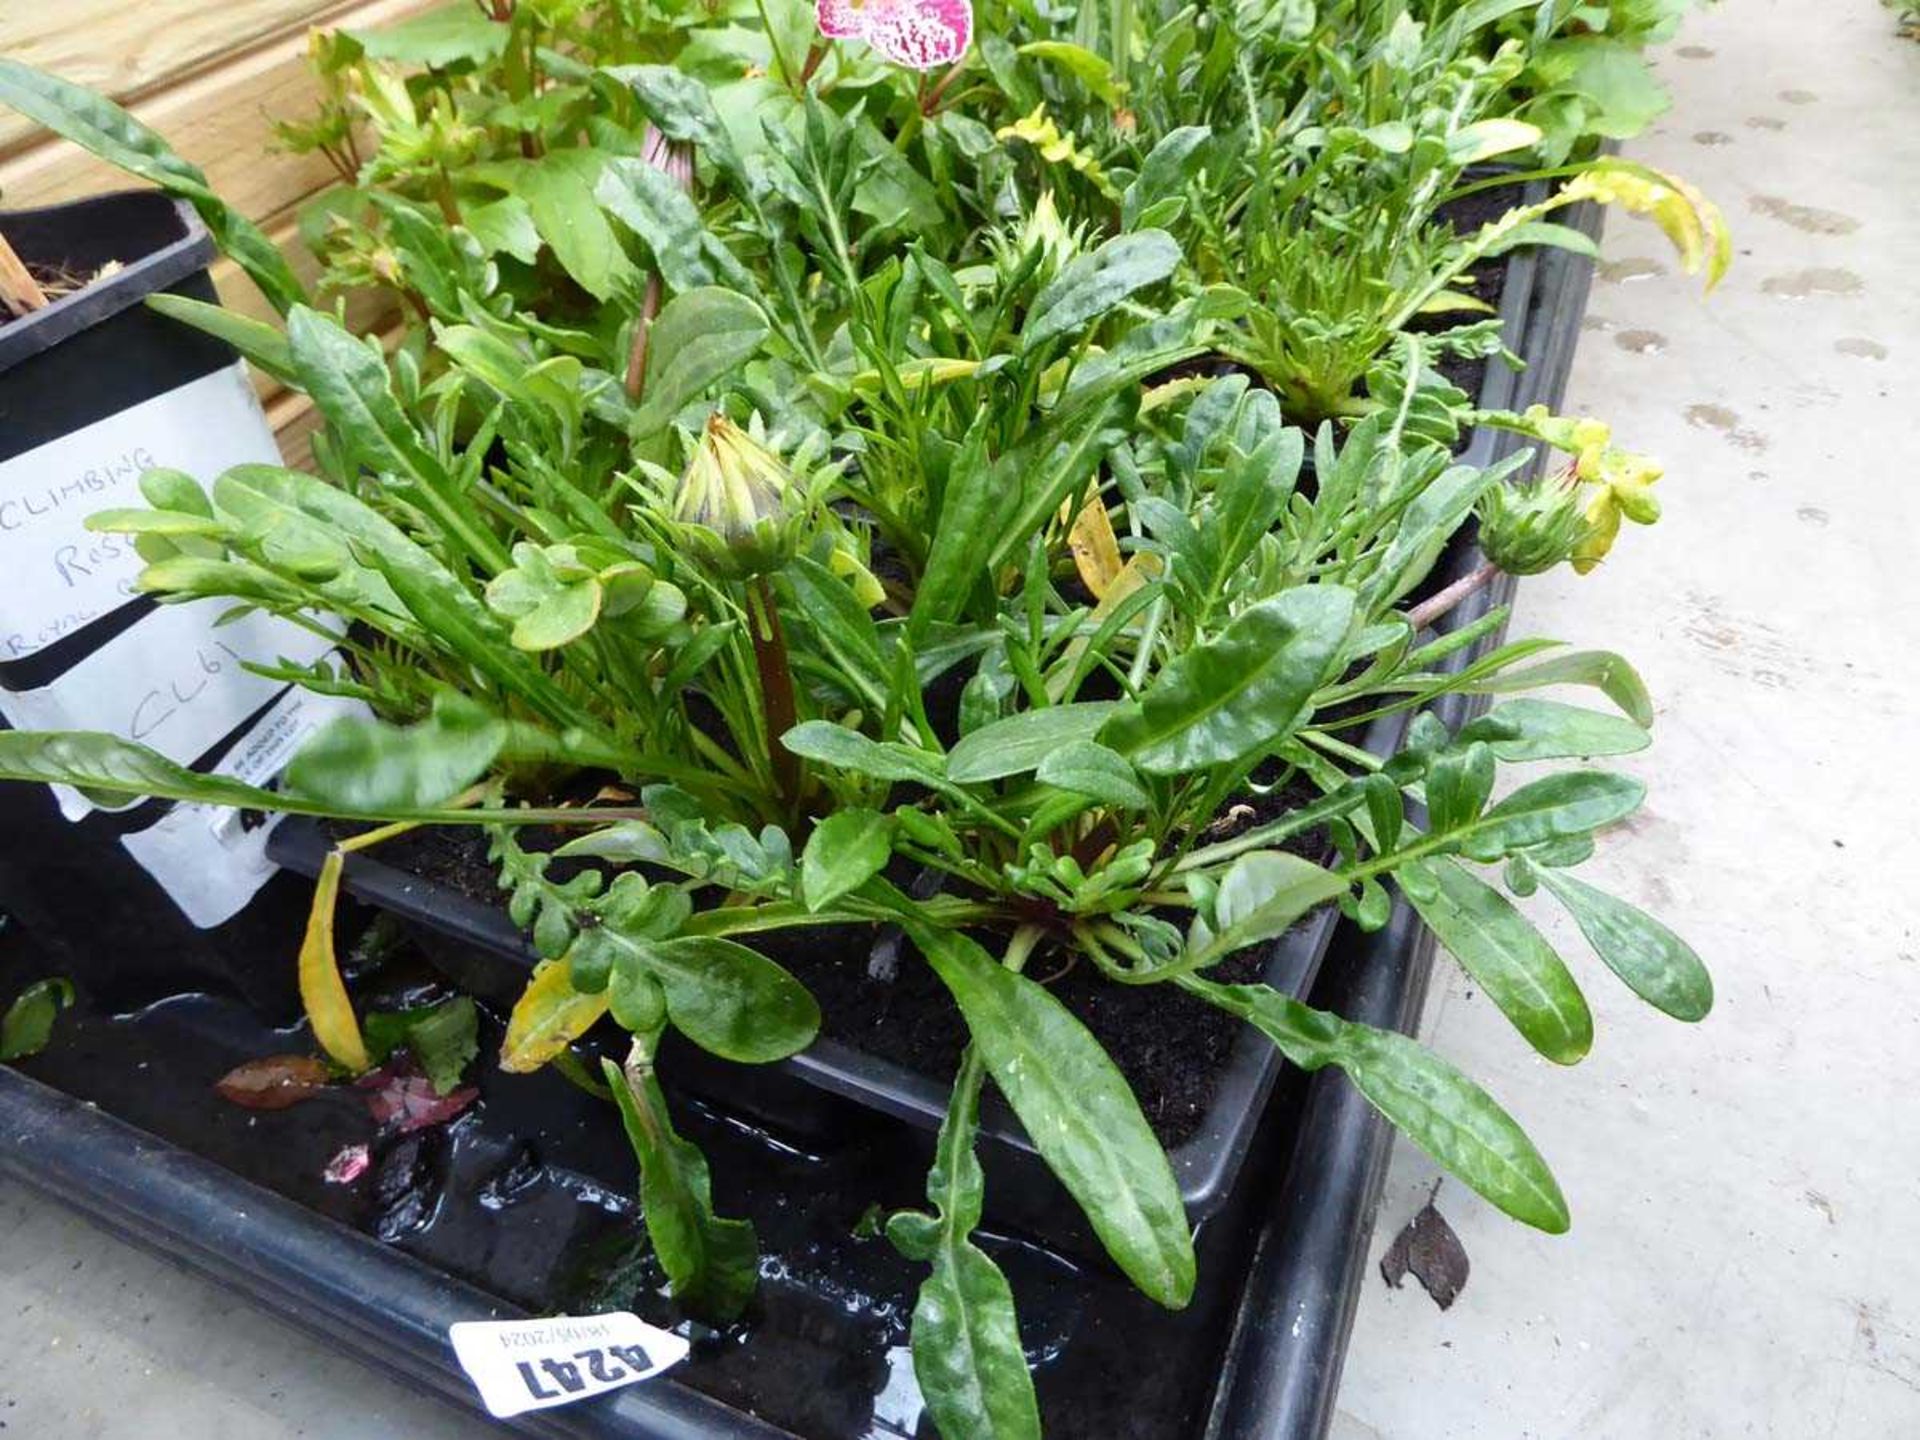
299;850;372;1073
1188;979;1569;1233
1464;649;1655;728
886;1050;1043;1440
1101;586;1357;774
912;926;1196;1307
1021;230;1182;353
1400;857;1593;1064
1531;864;1713;1022
0;58;305;313
602;1048;758;1320
945;703;1122;785
0;732;642;828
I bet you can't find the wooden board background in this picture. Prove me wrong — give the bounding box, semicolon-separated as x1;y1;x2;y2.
1;0;439;464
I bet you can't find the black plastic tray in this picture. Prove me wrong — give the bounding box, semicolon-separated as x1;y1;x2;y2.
267;227;1547;1252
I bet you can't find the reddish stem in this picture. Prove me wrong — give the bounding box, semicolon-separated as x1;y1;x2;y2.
1405;559;1501;633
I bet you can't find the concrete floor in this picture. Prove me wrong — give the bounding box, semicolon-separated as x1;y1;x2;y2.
2;1;1916;1436
1336;1;1920;1437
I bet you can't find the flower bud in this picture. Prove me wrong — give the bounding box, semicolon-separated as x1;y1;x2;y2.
1477;473;1590;576
640;123;694;193
674;414;801;578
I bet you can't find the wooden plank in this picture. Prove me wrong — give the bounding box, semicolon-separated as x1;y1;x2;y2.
0;0;441;223
0;0;342;151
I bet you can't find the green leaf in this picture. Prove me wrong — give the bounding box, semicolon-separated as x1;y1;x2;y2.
352;6;511;65
886;1051;1042;1440
631;287;770;439
474;151;636;302
144;294;296;384
283;695;506;812
1101;586;1356;774
1034;740;1149;809
1022;230;1182;353
779;556;888;714
407;996;479;1095
1193;980;1568;1232
1;979;75;1062
602;1053;758;1320
1018;41;1124;104
1365;464;1499;611
1457;770;1645;862
1539;36;1671;140
1402;858;1593;1064
908;413;998;642
1464;700;1650;762
782;721;945;787
1208;851;1348;954
800;809;894;913
0;58;303;313
1123;126;1211;229
1533;867;1712;1022
574;933;818;1063
287;307;441;485
1482;221;1602;260
1446;118;1543;164
1464;649;1654;727
462;195;541;263
914;927;1195;1307
0;731;562;827
595;157;719;294
946;703;1121;785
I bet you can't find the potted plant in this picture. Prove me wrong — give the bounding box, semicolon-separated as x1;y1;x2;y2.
0;1;1726;1432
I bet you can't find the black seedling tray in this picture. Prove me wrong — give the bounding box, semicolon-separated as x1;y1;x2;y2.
268;220;1548;1260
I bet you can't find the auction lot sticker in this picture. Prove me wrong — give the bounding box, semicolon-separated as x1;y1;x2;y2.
448;1312;690;1419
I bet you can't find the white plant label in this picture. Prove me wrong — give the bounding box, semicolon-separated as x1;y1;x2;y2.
0;596;336;821
119;684;367;927
448;1312;690;1419
0;362;278;661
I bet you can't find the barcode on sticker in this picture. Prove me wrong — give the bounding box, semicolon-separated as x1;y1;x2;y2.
449;1312;690;1418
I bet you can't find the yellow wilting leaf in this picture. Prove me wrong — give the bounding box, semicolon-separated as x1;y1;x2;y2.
1047;552;1165;702
1065;484;1124;598
500;957;610;1073
298;849;372;1073
1567;159;1731;293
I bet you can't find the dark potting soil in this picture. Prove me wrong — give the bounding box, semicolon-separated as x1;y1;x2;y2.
336;772;1330;1152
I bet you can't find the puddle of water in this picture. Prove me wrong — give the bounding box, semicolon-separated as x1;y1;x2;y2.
1834;337;1889;361
1685;404;1770;454
1749;196;1860;236
1746;116;1788;131
1615;329;1667;356
1693;130;1734;146
1761;267;1865;299
1598;257;1668;285
1779;88;1819;104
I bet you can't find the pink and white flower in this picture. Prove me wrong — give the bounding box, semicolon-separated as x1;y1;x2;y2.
815;0;972;71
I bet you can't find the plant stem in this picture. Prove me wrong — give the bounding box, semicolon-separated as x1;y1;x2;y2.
624;274;662;401
1405;559;1501;632
750;576;801;805
1004;923;1045;975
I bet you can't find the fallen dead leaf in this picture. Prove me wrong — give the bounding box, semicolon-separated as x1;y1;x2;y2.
214;1054;333;1111
1380;1191;1470;1310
